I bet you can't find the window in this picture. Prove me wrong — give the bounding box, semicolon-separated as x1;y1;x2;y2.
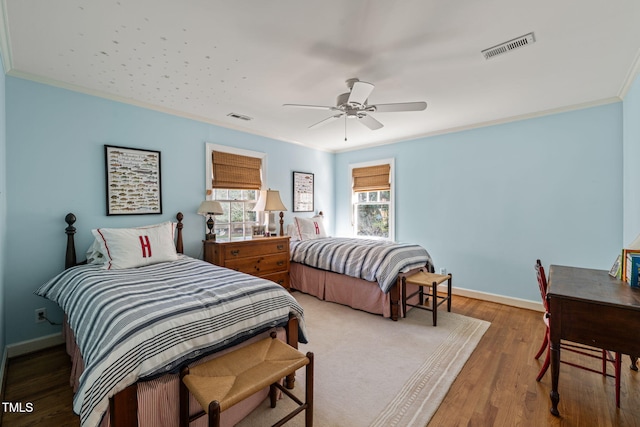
350;160;394;240
206;144;266;240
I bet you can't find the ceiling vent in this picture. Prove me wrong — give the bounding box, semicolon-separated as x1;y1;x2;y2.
482;32;535;60
227;112;253;121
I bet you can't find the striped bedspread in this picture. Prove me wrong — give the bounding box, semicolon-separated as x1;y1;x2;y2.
290;237;433;293
35;257;307;427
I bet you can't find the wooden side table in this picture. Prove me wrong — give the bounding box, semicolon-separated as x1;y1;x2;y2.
203;236;290;290
401;268;452;326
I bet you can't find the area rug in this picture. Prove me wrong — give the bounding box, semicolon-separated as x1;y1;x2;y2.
238;291;490;427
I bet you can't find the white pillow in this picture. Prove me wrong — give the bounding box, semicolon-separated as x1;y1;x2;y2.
86;239;108;265
91;221;178;270
286;223;300;241
294;216;327;241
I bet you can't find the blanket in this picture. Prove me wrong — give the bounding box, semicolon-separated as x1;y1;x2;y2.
35;257;306;427
290;237;433;293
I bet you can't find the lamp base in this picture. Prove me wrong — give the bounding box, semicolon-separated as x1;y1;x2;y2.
205;233;216;241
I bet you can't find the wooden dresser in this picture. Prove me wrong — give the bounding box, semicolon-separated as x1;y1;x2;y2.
203;236;290;290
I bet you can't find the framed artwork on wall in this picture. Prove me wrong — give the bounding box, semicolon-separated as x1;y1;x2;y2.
293;171;314;212
105;145;162;215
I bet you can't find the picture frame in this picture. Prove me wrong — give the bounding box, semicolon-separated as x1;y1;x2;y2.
609;254;622;278
105;145;162;215
252;225;266;237
293;171;314;212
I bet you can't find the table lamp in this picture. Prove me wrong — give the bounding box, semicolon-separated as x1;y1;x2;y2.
197;200;224;240
252;189;287;236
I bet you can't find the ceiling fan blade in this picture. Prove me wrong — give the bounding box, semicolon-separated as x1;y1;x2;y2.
358;114;384;130
348;81;375;106
309;114;343;129
283;103;336;111
373;101;427;113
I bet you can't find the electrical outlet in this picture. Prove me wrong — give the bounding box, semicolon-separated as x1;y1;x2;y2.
439;267;447;275
35;308;46;323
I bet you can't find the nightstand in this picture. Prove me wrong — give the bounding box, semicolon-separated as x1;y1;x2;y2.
203;236;290;290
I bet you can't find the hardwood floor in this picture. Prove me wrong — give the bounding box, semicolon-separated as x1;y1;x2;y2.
1;295;638;426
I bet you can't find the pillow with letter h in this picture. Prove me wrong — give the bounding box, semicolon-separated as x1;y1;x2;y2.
294;216;327;241
91;221;178;270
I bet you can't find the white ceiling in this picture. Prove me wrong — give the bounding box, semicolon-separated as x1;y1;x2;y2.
2;1;639;152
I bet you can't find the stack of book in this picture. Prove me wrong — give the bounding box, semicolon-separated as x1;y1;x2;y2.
625;250;640;288
611;233;640;287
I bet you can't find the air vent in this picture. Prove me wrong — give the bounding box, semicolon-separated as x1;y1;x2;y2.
482;32;535;60
227;112;253;121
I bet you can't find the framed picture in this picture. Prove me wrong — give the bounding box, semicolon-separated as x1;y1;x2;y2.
609;254;622;278
105;145;162;215
293;171;314;212
252;225;266;237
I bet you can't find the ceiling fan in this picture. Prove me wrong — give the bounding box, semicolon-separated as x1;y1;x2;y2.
283;78;427;131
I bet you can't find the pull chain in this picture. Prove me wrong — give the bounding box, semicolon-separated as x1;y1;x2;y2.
344;115;347;141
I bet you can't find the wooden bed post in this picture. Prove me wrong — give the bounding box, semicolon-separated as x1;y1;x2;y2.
109;384;138;427
65;213;77;270
285;314;299;389
389;281;400;321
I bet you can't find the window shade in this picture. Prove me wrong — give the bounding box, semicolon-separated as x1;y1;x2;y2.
352;164;390;192
212;151;262;190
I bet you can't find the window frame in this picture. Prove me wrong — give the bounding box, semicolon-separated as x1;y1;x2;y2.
348;158;395;241
205;143;267;240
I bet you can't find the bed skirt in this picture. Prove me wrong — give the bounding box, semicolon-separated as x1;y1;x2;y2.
64;320;283;427
290;262;421;318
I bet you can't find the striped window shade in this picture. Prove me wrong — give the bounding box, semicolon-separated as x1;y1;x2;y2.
212;151;262;190
352;164;391;192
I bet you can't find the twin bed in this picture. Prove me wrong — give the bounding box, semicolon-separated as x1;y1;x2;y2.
287;215;434;321
36;212;433;427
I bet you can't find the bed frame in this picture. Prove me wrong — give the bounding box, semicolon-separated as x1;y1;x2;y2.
63;212;300;427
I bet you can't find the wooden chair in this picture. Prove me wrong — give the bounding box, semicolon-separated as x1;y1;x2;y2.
534;259;622;407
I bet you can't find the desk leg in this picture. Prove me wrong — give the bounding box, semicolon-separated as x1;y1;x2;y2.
550;340;560;416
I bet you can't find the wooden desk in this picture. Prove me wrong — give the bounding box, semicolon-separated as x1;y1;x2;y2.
547;265;640;416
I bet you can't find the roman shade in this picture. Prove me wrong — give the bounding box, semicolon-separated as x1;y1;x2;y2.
352;164;391;192
212;151;262;190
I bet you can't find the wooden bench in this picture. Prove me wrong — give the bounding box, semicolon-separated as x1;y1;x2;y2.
401;268;452;326
179;334;314;427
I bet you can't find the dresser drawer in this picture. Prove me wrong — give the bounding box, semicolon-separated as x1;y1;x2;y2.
225;253;289;276
222;239;288;259
261;271;290;290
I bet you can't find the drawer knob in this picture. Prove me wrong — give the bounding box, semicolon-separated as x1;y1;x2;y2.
277;245;284;250
277;261;284;266
230;249;240;256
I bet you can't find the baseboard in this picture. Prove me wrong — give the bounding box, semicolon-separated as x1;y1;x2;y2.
443;285;544;312
6;332;64;358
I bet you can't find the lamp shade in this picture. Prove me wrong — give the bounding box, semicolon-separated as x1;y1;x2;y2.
197;200;224;215
252;189;287;212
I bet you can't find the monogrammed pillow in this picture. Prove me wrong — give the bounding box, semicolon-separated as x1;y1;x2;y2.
294;216;327;241
91;221;178;270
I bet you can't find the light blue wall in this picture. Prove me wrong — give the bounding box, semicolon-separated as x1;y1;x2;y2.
5;76;333;345
3;72;633;345
623;74;640;245
335;103;623;302
0;55;6;355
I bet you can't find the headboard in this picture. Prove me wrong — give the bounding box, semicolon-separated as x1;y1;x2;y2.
64;212;184;269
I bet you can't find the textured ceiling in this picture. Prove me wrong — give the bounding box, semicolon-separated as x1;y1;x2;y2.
2;0;640;152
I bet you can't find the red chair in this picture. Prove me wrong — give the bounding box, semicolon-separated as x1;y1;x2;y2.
534;259;622;407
